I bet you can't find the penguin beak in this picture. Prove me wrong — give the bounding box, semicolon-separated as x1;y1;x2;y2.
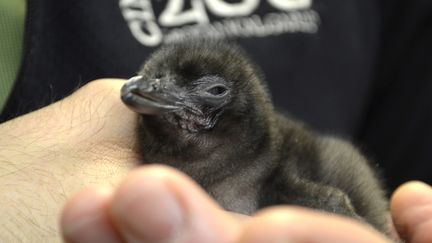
121;76;182;115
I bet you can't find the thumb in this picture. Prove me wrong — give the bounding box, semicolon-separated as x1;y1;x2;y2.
391;181;432;243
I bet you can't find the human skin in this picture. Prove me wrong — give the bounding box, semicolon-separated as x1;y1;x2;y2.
0;79;430;242
0;79;139;242
62;166;432;243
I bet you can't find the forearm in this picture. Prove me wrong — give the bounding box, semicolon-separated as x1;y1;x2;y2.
0;79;138;242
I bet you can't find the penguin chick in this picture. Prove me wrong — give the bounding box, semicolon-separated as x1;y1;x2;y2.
121;40;389;234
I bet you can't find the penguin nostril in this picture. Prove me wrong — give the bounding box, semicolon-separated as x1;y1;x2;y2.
151;83;158;90
151;79;161;91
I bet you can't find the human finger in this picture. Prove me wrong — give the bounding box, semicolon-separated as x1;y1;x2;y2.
238;206;391;243
109;165;242;243
61;187;122;243
391;181;432;243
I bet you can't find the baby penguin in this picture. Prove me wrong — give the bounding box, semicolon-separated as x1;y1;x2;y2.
121;40;389;234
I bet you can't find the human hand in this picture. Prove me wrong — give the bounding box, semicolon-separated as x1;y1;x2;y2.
62;165;431;243
0;79;142;242
390;181;432;242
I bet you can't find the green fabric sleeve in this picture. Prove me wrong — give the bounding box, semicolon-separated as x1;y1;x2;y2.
0;0;26;112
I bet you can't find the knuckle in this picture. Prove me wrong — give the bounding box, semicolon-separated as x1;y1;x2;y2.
71;79;126;100
78;79;114;93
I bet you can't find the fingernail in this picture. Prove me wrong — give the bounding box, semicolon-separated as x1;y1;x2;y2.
112;177;184;242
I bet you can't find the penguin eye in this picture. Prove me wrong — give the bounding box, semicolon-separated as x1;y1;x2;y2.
206;85;228;96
